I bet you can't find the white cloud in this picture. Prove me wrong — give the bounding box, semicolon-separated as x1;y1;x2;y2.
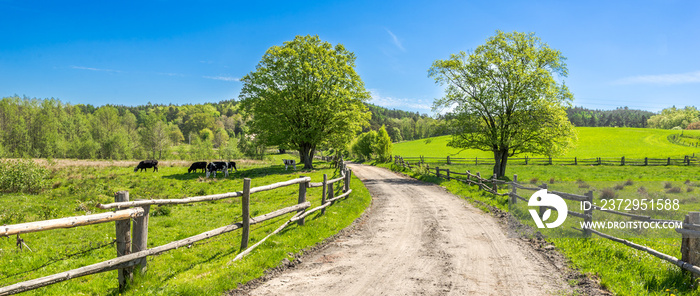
203;75;240;82
385;28;405;52
616;71;700;85
369;89;431;114
70;65;120;73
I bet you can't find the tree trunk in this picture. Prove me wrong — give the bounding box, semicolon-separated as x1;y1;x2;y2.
492;149;508;178
299;144;314;169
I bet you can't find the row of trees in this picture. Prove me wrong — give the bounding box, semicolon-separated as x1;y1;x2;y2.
566;106;654;128
0;96;258;160
646;106;700;130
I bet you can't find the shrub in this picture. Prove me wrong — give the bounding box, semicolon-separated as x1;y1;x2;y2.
688;187;694;193
0;159;50;194
687;121;700;130
578;182;590;189
613;184;625;190
637;186;647;194
549;177;555;184
151;206;172;217
664;182;673;189
600;188;617;199
624;179;634;186
529;178;539;184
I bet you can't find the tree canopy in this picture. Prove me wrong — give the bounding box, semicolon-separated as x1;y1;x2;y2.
429;30;577;177
239;35;371;169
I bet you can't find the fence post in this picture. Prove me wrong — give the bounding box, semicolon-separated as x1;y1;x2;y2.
583;191;593;238
447;156;451;165
525;156;528;165
668;157;671;166
475;157;478;165
539;183;548;217
132;202;150;274
297;176;307;226
645;157;648;166
510;174;518;204
549;156;552;165
598;157;601;165
574;157;577;165
344;168;352;193
446;168;450;180
466;170;470;183
240;178;251;250
328;182;335;205
321;174;328;214
436;167;440;178
476;172;482;188
621;156;625;166
115;191;132;290
492;174;498;192
682;212;700;279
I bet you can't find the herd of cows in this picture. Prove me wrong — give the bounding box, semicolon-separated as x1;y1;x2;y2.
133;159;298;177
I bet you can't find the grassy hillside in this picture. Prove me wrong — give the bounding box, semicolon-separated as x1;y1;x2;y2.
0;156;371;295
393;127;700;158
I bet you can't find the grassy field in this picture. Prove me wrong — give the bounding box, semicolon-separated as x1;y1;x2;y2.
394;127;700;159
0;155;371;295
379;143;700;295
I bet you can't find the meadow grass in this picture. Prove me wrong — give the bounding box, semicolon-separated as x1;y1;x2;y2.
394;127;700;159
0;156;371;295
379;160;700;295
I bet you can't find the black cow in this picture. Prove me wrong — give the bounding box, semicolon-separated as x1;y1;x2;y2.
188;161;208;173
134;160;158;172
206;161;229;178
227;161;238;173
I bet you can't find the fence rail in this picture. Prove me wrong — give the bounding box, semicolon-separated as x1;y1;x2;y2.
393;155;700;280
397;154;699;167
0;163;354;296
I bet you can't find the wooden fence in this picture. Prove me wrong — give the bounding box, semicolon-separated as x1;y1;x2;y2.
396;154;699;167
394;156;700;279
0;164;354;295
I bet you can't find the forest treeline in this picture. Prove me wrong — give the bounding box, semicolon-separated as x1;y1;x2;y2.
0;96;446;160
0;96;697;160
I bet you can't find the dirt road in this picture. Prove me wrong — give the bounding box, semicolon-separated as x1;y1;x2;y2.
246;164;573;295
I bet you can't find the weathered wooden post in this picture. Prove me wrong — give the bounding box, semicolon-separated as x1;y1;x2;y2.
621;156;625;166
436;167;440;178
645;157;648;166
328;181;335;205
525;156;529;165
466;170;471;183
681;212;700;279
583;191;593;238
132;201;150;273
115;191;132;290
539;183;548;217
447;156;451;165
344;169;352;193
668;157;671;166
476;172;482;188
321;174;328;214
510;174;518;204
574;157;577;165
492;174;498;192
297;176;307;226
446;168;450;180
549;156;552;165
475;157;478;165
598;157;601;165
240;178;251;250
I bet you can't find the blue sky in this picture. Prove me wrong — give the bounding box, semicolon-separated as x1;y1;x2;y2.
1;0;698;114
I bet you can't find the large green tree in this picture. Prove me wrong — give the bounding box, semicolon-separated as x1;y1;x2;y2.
240;35;370;169
429;30;576;177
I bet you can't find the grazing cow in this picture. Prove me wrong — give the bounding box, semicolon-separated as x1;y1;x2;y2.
188;161;208;173
134;160;158;172
282;159;296;170
227;161;238;173
206;161;229;178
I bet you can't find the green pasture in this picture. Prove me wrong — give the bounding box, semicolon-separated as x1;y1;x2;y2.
379;160;700;295
394;127;700;159
0;157;371;295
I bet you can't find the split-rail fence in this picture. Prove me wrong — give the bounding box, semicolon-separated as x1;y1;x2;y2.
0;164;354;295
399;154;699;167
394;155;700;280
